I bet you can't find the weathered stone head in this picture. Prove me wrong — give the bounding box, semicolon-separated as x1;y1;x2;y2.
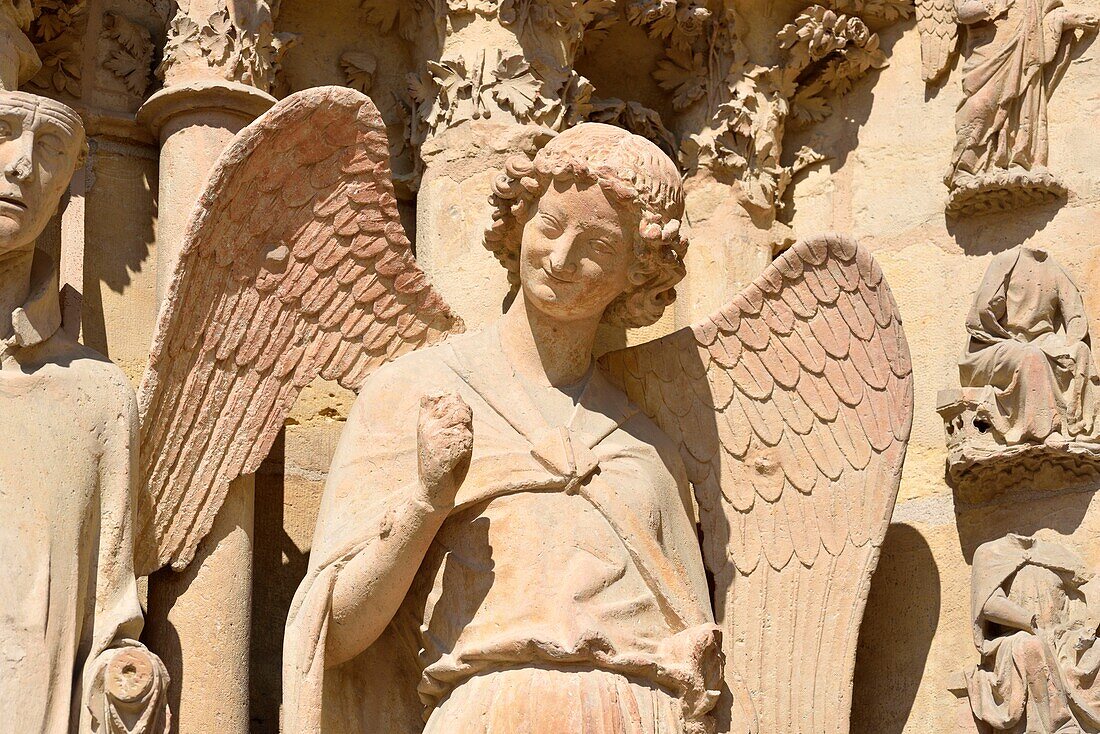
0;91;85;255
485;122;687;328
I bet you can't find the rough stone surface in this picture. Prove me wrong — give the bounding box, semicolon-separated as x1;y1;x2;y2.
2;1;1100;733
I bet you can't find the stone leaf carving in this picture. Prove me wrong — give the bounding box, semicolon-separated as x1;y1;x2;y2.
359;0;615;40
602;232;914;733
159;1;296;91
340;49;375;94
587;97;678;159
938;244;1100;489
637;0;906;219
0;89;170;734
101;12;154;97
964;534;1100;732
134;86;464;574
25;0;86;98
915;0;1098;215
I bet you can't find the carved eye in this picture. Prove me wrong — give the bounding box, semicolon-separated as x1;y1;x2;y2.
591;238;614;255
537;212;562;232
36;134;64;158
0;120;12;140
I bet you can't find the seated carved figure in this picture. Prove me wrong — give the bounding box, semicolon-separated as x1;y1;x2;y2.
960;244;1100;444
0;91;168;733
967;535;1100;733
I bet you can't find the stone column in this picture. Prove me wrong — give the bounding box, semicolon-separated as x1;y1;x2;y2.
137;2;281;732
368;1;601;328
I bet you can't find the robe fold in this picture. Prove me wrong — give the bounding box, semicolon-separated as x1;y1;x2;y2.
960;247;1100;443
0;254;167;733
283;327;720;734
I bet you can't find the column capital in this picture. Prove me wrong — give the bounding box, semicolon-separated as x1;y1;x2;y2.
137;79;275;141
158;0;293;94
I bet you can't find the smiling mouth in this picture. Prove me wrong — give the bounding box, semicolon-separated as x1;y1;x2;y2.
0;196;26;211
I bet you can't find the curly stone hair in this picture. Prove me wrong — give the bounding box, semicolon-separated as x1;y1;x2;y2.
484;123;688;328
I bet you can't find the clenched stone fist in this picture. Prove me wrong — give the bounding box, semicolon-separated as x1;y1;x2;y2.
416;392;473;510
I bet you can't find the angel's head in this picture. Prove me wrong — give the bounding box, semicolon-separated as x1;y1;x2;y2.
485;123;687;327
0;91;85;256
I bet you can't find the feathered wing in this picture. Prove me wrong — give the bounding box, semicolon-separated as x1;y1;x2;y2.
915;0;959;82
601;233;913;734
136;86;464;575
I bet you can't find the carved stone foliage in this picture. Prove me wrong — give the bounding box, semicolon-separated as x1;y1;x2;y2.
960;535;1100;733
633;0;908;219
25;0;87;98
159;1;296;91
915;0;1098;216
100;11;154;98
938;245;1100;493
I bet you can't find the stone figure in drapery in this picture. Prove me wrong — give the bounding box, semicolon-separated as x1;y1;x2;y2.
959;244;1099;445
966;534;1100;733
134;83;910;732
121;82;910;732
915;0;1098;214
0;90;170;733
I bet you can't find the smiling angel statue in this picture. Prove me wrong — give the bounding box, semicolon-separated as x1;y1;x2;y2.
125;83;912;733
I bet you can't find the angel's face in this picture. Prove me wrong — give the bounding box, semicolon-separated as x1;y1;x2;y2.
0;94;83;255
518;179;635;323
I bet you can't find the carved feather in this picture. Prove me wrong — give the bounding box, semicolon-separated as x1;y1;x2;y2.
601;233;913;734
915;0;959;82
136;86;464;575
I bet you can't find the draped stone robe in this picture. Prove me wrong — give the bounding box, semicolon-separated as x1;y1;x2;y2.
967;535;1100;733
960;246;1100;443
950;0;1075;184
0;256;163;733
283;328;720;734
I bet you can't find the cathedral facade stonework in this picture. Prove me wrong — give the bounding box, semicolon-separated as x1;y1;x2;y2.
0;2;1098;733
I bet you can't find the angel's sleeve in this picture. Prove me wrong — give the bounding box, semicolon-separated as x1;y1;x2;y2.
283;357;450;733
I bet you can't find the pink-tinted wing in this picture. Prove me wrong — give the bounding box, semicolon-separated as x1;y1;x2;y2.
136;86;463;575
602;233;913;734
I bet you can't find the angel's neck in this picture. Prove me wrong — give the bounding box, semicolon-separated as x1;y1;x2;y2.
499;292;598;388
0;247;33;341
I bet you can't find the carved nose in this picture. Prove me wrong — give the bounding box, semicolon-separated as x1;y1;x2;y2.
4;154;32;182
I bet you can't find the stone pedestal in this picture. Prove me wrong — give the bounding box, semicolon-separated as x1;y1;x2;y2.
938;387;1100;499
138;79;274;734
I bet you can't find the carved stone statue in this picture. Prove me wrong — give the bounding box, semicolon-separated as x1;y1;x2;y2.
965;534;1100;732
962;245;1099;444
916;0;1098;215
0;90;169;732
938;244;1100;488
206;90;914;733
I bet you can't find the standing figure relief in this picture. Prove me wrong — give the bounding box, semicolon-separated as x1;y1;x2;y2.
0;90;170;733
140;86;915;734
916;0;1098;214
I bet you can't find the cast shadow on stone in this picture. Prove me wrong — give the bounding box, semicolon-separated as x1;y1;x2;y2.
850;523;941;734
83;158;157;356
953;479;1100;564
250;430;310;733
945;198;1061;257
779;17;909;225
